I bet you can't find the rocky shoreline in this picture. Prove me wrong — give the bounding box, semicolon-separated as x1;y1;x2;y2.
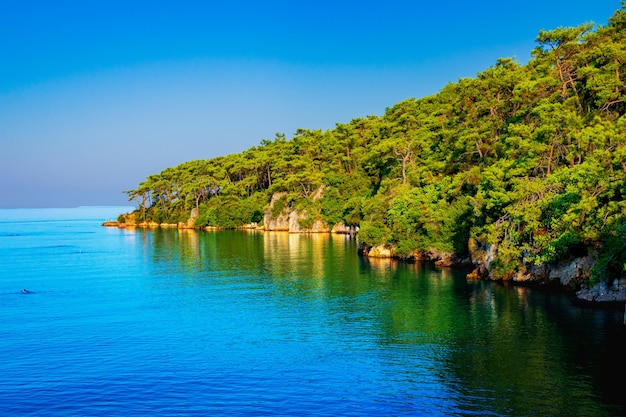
105;199;626;309
360;241;626;305
103;219;626;308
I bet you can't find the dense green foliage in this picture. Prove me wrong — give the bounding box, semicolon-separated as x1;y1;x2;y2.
124;6;626;282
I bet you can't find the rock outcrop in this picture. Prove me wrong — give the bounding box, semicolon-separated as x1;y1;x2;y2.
264;192;291;231
360;244;394;258
359;243;471;266
576;279;626;303
467;238;498;278
263;190;356;234
178;207;198;229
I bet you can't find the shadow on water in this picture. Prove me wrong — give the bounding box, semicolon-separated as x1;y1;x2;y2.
124;227;626;416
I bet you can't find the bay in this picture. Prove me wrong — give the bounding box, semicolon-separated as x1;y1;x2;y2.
0;207;624;416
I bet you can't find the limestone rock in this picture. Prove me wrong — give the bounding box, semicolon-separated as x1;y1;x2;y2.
263;192;290;231
263;190;335;233
468;238;498;277
365;245;394;258
331;223;358;235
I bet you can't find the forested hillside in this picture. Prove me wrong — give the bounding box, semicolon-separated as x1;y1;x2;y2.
122;6;626;285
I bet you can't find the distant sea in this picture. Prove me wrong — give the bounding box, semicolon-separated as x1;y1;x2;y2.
1;206;625;416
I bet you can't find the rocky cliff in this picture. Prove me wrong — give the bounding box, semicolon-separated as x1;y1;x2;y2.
263;190;356;235
466;237;626;303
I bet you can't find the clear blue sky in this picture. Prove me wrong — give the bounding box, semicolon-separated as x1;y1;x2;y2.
0;1;621;208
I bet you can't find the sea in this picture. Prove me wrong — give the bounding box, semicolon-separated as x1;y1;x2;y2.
1;206;625;416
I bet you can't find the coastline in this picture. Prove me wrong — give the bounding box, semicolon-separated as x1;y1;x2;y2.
102;219;626;308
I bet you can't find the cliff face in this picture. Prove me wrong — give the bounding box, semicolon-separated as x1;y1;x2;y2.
263;193;290;231
262;203;331;233
263;191;356;234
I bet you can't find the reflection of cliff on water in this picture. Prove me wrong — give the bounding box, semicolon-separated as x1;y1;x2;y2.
139;229;361;291
132;227;204;274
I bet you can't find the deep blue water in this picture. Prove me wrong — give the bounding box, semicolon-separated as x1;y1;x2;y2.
1;207;625;416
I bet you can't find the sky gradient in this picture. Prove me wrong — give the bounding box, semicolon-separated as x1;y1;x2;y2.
0;1;621;208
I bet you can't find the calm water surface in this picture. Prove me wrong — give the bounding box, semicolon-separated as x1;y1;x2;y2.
1;207;625;416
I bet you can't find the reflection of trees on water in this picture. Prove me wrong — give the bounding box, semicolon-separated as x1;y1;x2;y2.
133;228;624;415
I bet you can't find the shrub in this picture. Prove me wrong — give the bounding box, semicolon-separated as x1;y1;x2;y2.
357;220;388;247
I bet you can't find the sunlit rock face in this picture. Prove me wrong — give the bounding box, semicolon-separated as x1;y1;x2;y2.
362;245;394;258
263;192;290;231
263;191;335;233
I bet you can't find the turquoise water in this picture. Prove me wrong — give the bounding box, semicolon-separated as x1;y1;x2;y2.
1;207;625;416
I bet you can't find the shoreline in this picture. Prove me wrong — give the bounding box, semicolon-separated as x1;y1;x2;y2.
102;220;626;310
